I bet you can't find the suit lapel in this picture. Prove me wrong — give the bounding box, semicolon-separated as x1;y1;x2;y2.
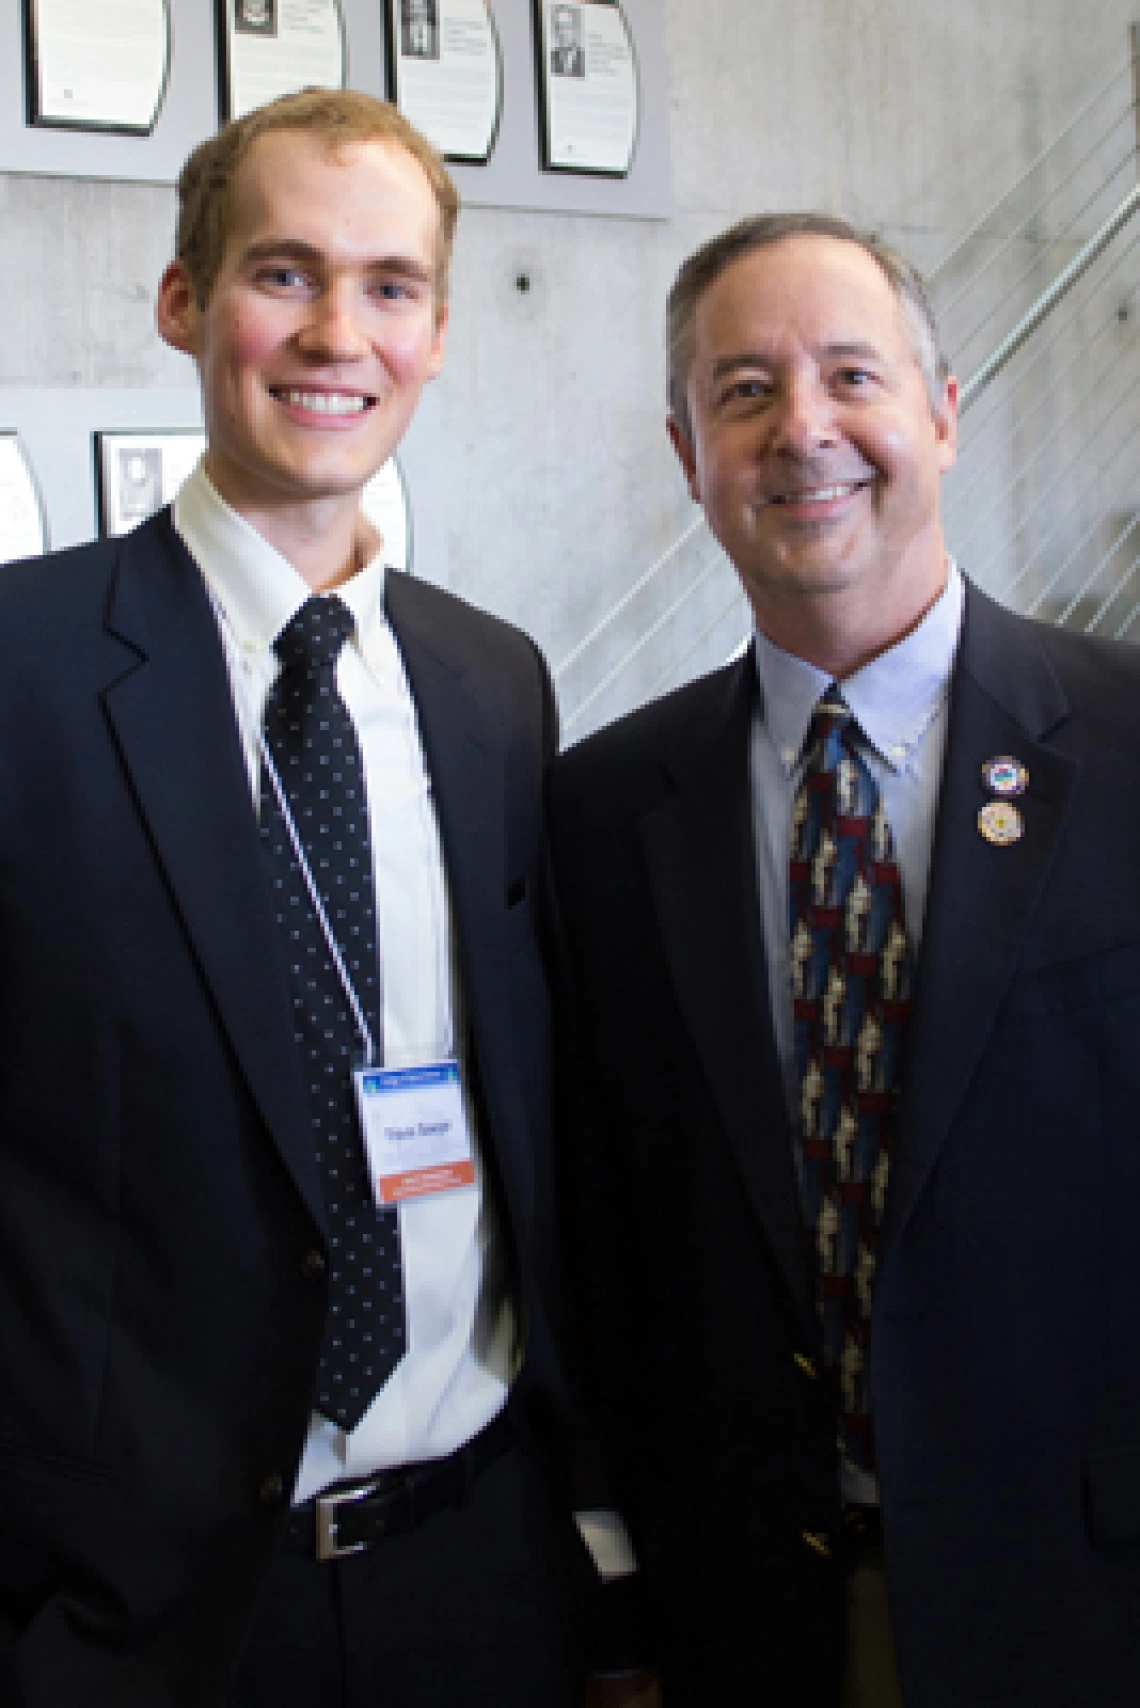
384;573;534;1236
100;512;324;1230
886;586;1080;1248
640;655;815;1325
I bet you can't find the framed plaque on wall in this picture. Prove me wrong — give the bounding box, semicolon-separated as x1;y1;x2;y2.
386;0;502;165
0;435;48;564
218;0;347;122
95;430;205;537
535;0;638;176
25;0;170;133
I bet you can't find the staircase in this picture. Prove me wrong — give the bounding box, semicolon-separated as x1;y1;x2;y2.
556;28;1140;743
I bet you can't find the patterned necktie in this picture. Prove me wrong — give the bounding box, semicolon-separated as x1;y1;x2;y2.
790;689;912;1470
260;596;406;1432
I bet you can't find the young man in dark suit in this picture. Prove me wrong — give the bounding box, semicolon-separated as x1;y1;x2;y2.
0;88;590;1707
550;213;1140;1707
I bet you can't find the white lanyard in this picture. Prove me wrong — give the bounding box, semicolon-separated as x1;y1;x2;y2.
257;727;378;1068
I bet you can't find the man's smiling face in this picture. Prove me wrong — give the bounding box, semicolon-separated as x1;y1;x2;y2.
669;234;957;667
157;128;446;526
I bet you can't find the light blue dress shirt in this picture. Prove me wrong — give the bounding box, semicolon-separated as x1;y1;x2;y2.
749;560;965;1131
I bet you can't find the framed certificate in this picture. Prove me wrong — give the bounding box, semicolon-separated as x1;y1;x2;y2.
535;0;639;177
25;0;170;134
0;435;48;564
218;0;347;123
95;430;205;538
361;456;411;572
386;0;502;166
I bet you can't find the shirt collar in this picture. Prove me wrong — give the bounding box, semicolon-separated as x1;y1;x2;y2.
173;458;389;663
754;558;965;776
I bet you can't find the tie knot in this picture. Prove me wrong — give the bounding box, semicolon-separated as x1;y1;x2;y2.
814;684;850;723
806;686;854;749
274;596;355;676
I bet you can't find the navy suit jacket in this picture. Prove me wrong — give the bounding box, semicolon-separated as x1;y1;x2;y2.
549;583;1140;1707
0;510;565;1705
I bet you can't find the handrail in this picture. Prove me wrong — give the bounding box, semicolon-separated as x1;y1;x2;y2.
958;184;1140;413
950;283;1140;558
555;39;1138;724
940;135;1135;360
1056;511;1140;626
944;230;1140;508
936;104;1134;327
552;513;705;679
927;57;1132;283
561;543;728;726
1116;586;1140;640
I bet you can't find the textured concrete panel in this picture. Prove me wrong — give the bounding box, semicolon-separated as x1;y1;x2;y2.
0;0;1136;730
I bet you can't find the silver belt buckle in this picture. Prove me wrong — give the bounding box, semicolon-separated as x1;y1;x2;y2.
315;1478;380;1561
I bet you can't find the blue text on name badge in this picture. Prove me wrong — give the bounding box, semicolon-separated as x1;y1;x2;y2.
360;1061;460;1097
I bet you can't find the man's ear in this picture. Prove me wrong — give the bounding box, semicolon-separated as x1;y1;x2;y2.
426;299;449;382
667;414;701;504
934;372;958;475
156;261;201;358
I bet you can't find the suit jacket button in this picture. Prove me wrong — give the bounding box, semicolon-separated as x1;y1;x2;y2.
301;1247;327;1280
259;1472;286;1507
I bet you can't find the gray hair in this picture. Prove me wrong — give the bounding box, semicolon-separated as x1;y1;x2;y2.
666;212;949;441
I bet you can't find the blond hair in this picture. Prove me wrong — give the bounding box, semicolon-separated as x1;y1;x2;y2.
175;87;459;316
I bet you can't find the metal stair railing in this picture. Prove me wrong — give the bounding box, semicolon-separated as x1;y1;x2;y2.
555;27;1140;742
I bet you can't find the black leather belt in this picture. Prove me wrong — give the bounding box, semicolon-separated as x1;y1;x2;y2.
281;1409;514;1561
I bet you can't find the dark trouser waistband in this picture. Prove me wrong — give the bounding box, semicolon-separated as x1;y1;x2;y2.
280;1408;514;1560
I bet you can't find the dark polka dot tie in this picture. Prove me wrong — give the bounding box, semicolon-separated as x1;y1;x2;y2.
790;689;912;1472
260;595;406;1431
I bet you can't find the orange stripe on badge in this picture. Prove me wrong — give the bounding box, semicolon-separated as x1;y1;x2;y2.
377;1161;476;1205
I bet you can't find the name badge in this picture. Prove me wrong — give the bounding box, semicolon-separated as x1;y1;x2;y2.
355;1061;476;1205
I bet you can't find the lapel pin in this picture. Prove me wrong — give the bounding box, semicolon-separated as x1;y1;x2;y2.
978;800;1023;846
981;756;1028;797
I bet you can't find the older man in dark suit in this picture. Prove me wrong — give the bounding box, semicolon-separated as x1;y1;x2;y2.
550;5;586;77
550;213;1140;1706
402;0;438;59
0;88;589;1708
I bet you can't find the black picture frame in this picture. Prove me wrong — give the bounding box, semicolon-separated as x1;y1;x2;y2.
24;0;171;135
384;0;504;167
533;0;639;179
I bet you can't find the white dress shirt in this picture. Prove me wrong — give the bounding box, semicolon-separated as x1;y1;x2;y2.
174;462;514;1503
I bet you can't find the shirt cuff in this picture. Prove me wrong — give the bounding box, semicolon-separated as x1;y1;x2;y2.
575;1507;639;1580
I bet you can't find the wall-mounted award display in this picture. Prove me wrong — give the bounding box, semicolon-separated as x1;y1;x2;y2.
24;0;170;133
361;457;411;571
96;430;205;537
386;0;502;165
219;0;347;122
4;1;671;218
0;436;48;565
535;0;638;176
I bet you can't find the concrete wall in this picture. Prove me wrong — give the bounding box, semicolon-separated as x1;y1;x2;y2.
1;0;1136;734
